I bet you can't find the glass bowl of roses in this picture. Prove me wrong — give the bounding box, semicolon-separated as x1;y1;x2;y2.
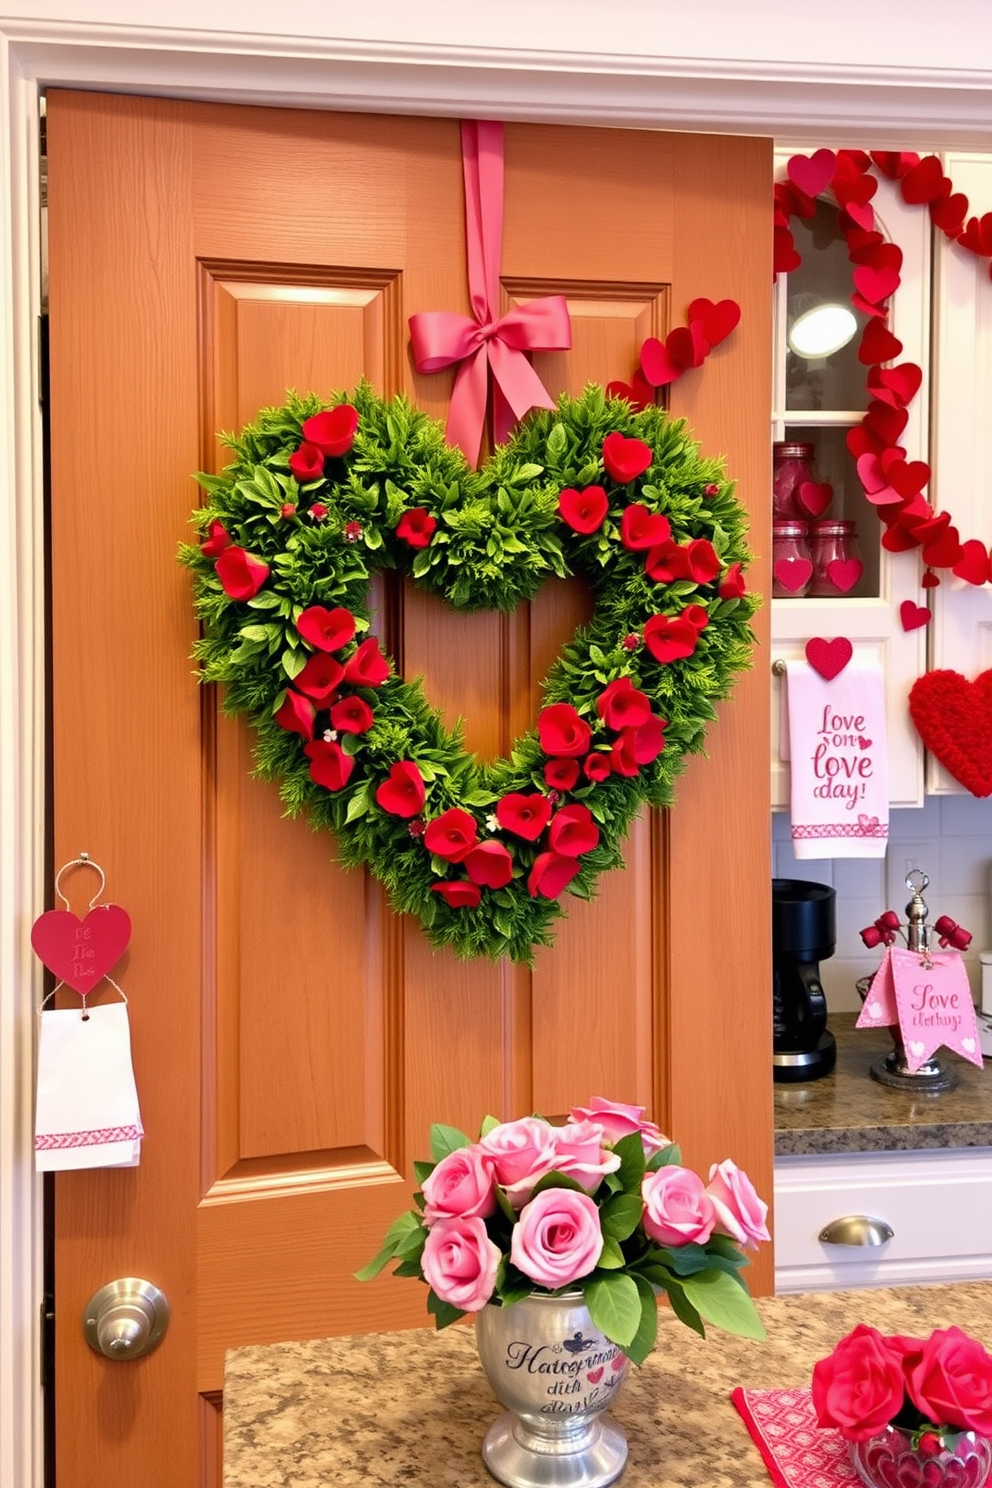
813;1323;992;1488
356;1096;769;1363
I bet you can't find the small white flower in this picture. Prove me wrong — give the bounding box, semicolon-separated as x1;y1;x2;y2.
485;813;499;833
323;729;339;743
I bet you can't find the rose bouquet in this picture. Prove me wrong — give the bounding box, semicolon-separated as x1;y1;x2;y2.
357;1097;768;1364
813;1323;992;1484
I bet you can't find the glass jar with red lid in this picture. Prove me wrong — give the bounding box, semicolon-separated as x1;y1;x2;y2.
808;519;863;597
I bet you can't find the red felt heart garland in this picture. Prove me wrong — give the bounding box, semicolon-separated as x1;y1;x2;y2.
909;669;992;796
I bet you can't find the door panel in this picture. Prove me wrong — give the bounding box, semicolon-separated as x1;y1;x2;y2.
48;93;772;1487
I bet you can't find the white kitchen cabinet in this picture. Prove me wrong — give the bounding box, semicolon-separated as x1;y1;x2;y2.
926;151;992;794
771;160;931;810
775;1148;992;1292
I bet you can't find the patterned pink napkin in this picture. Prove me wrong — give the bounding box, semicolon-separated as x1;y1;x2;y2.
732;1387;859;1488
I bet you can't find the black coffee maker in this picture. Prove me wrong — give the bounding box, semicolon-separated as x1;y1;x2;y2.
772;878;837;1082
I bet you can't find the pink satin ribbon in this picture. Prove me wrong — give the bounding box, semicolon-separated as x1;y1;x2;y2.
408;120;572;467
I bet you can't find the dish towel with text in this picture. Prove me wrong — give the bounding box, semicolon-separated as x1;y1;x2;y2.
732;1387;858;1488
783;659;888;858
34;1002;143;1170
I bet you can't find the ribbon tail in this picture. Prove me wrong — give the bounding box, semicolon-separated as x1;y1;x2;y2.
445;346;490;468
488;338;558;428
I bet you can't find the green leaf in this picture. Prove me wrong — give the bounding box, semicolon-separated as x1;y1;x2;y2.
680;1269;766;1340
394;1223;428;1261
429;1123;472;1162
527;1170;588;1199
546;423;568;460
596;1235;626;1269
353;1210;421;1281
479;1115;500;1138
344;789;370;824
646;1142;682;1171
582;1273;642;1348
624;1274;659;1366
600;1192;644;1243
613;1131;646;1193
281;647;307;680
412;1160;436;1185
426;1290;465;1330
661;1278;706;1337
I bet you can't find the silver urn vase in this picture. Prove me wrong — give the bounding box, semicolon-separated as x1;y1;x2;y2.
474;1291;631;1488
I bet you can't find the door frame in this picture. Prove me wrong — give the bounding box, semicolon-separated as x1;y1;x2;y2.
2;15;990;1487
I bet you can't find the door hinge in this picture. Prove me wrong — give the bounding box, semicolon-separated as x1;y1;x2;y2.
40;1291;54;1389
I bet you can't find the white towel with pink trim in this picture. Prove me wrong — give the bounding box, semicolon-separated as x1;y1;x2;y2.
783;659;889;858
35;1002;143;1170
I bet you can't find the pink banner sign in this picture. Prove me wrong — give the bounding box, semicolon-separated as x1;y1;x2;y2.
890;946;983;1073
408;120;572;468
855;947;898;1028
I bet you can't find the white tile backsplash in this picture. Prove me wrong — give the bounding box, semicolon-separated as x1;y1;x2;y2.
774;796;992;1012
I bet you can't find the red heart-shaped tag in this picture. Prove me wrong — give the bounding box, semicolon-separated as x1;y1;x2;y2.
900;600;931;632
922;570;941;589
931;193;969;236
639;337;682;388
796;481;833;518
686;297;741;349
30;904;132;992
773;558;812;594
805;636;853;681
909;669;992;795
826;559;863;593
952;539;992;587
786;149;837;199
900;155;948;206
852;265;901;305
858;319;903;366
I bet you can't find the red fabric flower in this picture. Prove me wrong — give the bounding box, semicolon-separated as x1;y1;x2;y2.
201;519;232;558
528;851;582;899
644;614;699;664
644;540;690;583
682;604;710;632
344;638;389;688
558;486;609;534
811;1326;909;1442
537;703;591;758
304;739;355;792
375;761;426;817
297;606;356;653
289;442;326;483
431;880;482;909
630;715;666;764
548;804;599;858
597;676;652;730
907;1327;992;1435
610;731;640;777
685;538;721;584
496;793;552;842
274;689;315;739
329;695;374;734
424;808;478;863
584;753;612;782
718;562;747;599
396;509;437;548
293;653;344;704
302;404;359;458
215;546;270;601
544;758;580;791
464;841;514;889
620;504;671;551
602;432;652;484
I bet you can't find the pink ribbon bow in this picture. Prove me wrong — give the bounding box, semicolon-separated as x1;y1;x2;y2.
934;915;973;951
408;120;572;468
860;910;902;949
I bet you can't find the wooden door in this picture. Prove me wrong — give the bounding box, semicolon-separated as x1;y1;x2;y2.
47;92;772;1487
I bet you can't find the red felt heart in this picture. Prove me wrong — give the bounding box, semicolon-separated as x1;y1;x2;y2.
639;337;683;387
931;193;969;236
850;293;887;321
686;297;740;348
796;481;833;518
805;636;853;681
923;525;962;569
826;558;863;593
773;227;801;276
30;904;132;992
871;151;920;180
786;149;837;199
773;558;812;594
851;241;904;273
845;228;885;258
666;323;709;371
843;201;876;233
900;155;948;206
864;401;908;446
858;319;903;365
776;180;815;220
922;570;941;589
886;458;931;500
958;212;992;257
952;539;992;586
909;669;992;795
867;362;923;409
852;265;900;305
900;600;931;631
855;452;899;506
847;425;883;459
834;172;877;210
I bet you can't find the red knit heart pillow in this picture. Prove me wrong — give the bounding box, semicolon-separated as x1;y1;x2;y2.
908;669;992;796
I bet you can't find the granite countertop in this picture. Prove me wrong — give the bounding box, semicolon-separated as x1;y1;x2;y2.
224;1281;992;1487
774;1012;992;1157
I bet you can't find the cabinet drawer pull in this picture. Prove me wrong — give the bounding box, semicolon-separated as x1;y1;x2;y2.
818;1215;894;1247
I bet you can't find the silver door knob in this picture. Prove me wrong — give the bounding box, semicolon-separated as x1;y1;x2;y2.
83;1278;169;1360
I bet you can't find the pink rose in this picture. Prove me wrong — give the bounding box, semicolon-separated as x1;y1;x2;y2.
552;1121;621;1194
421;1217;500;1313
812;1325;907;1441
706;1160;770;1248
421;1144;497;1226
641;1166;716;1246
511;1188;603;1288
480;1117;558;1207
568;1096;670;1157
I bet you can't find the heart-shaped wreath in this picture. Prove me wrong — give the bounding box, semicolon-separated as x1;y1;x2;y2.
182;384;757;963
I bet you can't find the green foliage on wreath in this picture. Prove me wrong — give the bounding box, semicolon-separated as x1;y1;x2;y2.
180;382;758;964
